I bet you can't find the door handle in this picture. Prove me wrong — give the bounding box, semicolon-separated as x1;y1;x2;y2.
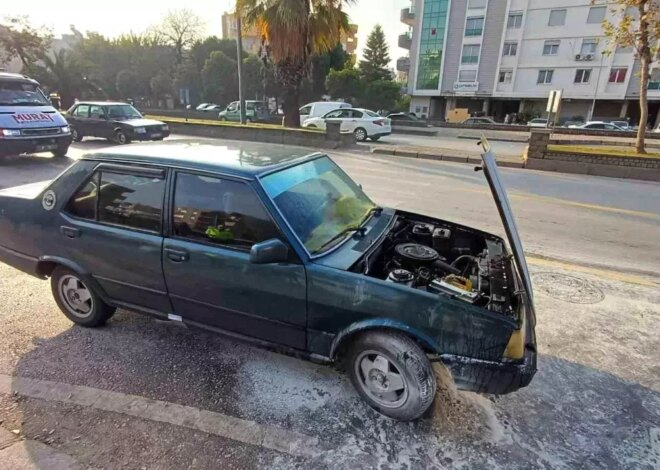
60;226;81;239
165;248;189;263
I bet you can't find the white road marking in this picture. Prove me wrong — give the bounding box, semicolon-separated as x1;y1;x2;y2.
0;374;322;458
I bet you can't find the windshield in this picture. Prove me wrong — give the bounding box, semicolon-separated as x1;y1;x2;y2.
0;80;51;106
262;157;377;254
106;104;142;119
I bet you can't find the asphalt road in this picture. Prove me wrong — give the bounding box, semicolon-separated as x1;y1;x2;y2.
0;137;658;469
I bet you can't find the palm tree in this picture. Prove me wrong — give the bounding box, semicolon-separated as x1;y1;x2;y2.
237;0;354;127
29;49;101;109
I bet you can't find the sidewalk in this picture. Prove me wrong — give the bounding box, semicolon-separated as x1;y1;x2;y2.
0;428;80;469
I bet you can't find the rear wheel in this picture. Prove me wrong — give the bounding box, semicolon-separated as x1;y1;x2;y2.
346;331;436;421
51;146;69;158
370;136;381;142
71;127;83;142
115;130;130;145
50;267;116;327
354;127;368;142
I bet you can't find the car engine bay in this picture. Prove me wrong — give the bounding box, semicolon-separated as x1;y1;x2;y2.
354;214;519;316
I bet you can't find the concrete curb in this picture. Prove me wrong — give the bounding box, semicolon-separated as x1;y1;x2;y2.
371;147;525;168
457;135;529;143
0;428;81;469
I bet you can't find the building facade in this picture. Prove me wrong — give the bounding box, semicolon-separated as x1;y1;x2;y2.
401;0;660;125
222;12;263;55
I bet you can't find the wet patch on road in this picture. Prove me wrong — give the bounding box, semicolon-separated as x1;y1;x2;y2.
533;272;605;304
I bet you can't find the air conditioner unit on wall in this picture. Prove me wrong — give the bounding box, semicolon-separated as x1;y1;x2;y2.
585;54;594;61
575;54;583;61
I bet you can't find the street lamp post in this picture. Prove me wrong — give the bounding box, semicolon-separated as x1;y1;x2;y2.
236;10;247;124
589;51;606;121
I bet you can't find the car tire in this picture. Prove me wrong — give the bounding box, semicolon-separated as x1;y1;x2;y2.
50;267;116;328
354;127;368;142
51;146;69;158
115;130;130;145
71;127;83;142
346;330;436;421
370;136;381;142
306;124;317;129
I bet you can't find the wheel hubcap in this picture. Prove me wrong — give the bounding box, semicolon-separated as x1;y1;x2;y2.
118;134;126;144
356;129;366;141
59;275;93;318
355;351;408;408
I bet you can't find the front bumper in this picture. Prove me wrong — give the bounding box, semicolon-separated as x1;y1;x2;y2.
0;135;72;156
132;129;170;141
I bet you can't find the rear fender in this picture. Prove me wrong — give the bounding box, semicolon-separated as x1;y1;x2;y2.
38;255;112;304
329;318;441;359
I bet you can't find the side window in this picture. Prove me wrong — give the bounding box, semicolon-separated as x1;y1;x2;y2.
74;105;90;118
324;110;343;118
98;172;164;232
300;105;312;116
90;105;105;119
351;110;364;118
65;175;99;220
172;173;279;250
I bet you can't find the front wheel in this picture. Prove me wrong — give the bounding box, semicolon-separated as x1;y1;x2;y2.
71;127;83;142
346;331;436;421
51;146;69;158
115;130;130;145
50;267;116;327
354;127;368;142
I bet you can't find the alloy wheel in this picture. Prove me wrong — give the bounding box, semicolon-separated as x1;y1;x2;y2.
58;275;94;318
354;350;409;408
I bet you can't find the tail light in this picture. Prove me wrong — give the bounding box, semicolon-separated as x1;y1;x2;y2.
374;119;385;126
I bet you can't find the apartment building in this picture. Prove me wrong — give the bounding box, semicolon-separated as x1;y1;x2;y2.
400;0;660;125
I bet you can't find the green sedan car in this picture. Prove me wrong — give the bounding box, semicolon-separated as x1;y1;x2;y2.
0;140;536;420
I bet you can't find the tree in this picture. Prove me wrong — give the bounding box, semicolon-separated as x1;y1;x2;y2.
28;49;98;108
201;51;238;106
361;79;401;112
155;9;205;64
237;0;354;127
115;69;140;100
359;25;392;82
0;16;52;69
150;71;173;104
597;0;660;153
326;67;363;103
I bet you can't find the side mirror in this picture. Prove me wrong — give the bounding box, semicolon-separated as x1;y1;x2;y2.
249;239;289;265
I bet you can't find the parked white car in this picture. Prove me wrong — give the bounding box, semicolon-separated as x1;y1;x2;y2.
527;118;548;128
303;108;392;142
299;101;351;126
569;121;624;131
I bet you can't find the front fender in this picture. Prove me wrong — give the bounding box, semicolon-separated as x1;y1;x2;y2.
329;318;442;359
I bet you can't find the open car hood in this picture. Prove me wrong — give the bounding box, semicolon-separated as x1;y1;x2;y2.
479;140;534;303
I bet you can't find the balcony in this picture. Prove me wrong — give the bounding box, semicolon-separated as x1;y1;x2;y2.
397;57;411;72
401;7;415;26
398;33;412;50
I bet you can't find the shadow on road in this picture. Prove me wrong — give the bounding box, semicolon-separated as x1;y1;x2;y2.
8;307;660;469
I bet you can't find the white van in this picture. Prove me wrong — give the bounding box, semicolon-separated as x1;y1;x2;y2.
299;101;351;126
0;72;72;158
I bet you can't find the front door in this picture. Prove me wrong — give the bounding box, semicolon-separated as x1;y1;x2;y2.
162;172;307;349
69;103;90;135
88;105;112;139
60;164;171;314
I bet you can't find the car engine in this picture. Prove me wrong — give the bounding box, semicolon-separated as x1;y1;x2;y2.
356;215;517;316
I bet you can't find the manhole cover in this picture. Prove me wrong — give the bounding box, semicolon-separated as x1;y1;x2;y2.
532;272;604;304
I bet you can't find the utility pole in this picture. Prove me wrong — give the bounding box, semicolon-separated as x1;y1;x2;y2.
236;10;246;124
589;51;606;121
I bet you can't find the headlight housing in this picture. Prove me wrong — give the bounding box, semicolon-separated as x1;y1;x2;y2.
1;129;21;137
60;125;70;134
134;127;147;134
162;124;169;131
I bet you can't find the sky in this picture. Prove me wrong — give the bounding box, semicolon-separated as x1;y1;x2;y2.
4;0;410;67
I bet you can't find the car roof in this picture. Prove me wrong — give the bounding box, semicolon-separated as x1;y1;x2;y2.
81;139;325;179
73;101;132;106
0;72;38;84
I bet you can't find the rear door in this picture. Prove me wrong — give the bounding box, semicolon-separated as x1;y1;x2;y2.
162;171;307;349
345;109;364;133
61;164;171;314
88;105;112;138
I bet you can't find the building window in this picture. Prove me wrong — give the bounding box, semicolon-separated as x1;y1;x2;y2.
649;69;660;90
499;70;513;84
416;0;450;90
574;69;592;84
508;12;523;29
609;68;627;83
581;39;598;56
548;9;567;27
468;0;486;8
587;6;606;24
459;69;477;82
616;45;634;54
537;69;554;85
465;17;484;36
503;42;518;56
461;44;481;64
543;40;560;56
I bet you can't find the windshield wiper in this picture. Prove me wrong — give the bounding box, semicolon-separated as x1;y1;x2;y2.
9;101;46;106
313;225;367;254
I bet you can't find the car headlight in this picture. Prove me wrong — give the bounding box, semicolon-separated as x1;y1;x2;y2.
1;129;21;136
134;127;147;134
162;124;169;131
60;125;70;134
